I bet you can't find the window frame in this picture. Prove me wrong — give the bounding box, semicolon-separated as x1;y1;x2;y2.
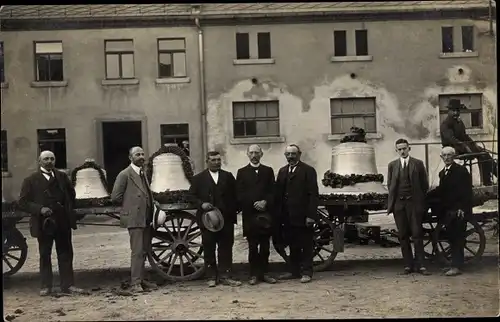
160;123;190;146
1;130;8;172
33;40;64;82
157;38;187;78
257;32;271;59
438;93;483;129
333;30;347;57
330;97;377;134
354;29;369;56
37;128;68;169
235;32;250;60
104;39;135;80
232;100;280;138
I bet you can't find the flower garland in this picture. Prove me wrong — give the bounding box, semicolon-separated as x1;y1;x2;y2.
146;145;195;205
1;200;18;213
340;126;367;143
322;170;384;189
71;160;113;208
319;192;388;210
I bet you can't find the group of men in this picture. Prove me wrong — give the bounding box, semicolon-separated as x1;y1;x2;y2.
17;97;495;295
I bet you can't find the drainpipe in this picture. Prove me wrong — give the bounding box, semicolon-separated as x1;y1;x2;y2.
195;16;208;165
489;0;493;36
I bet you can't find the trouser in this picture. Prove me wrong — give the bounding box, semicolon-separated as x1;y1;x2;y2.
285;224;314;277
394;198;425;269
445;214;467;269
202;223;234;280
466;144;497;185
247;233;271;278
129;227;152;286
37;226;74;290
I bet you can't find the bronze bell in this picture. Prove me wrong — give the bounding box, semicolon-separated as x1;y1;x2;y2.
150;147;191;193
321;141;388;195
74;166;109;200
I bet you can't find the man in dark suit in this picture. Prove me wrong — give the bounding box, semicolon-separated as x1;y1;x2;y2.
428;146;473;276
275;144;319;283
387;138;430;275
440;98;497;186
18;150;86;296
236;144;277;285
111;146;157;293
189;151;241;287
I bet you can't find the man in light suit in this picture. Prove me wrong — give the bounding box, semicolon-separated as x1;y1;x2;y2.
111;146;157;293
387;138;430;275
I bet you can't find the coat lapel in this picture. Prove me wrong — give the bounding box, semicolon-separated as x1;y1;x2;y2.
408;157;416;185
129;167;147;195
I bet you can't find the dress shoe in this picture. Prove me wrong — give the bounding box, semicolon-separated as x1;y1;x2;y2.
278;272;300;280
445;268;462;276
40;288;51;296
300;275;312;283
220;278;242;287
61;286;88;295
207;279;217;288
248;276;258;285
417;267;431;275
142;280;158;290
129;284;145;293
262;275;277;284
400;267;413;275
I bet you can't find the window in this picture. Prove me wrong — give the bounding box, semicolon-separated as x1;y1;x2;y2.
330;98;377;134
158;39;187;78
462;26;474;52
105;40;135;80
37;128;67;169
355;30;368;56
333;30;347;57
441;26;475;53
236;33;250;59
160;123;189;146
233;101;280;138
439;94;483;129
0;42;4;83
441;27;454;53
257;32;271;59
1;130;7;172
34;41;63;82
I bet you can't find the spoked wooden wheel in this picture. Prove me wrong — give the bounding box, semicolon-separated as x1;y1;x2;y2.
432;216;486;265
272;208;338;272
148;211;205;281
3;227;28;277
421;214;439;261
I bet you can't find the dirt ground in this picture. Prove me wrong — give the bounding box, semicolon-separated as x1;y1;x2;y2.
3;210;499;320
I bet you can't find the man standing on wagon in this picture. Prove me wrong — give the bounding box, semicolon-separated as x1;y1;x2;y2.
387;139;430;275
18;150;86;296
236;144;277;285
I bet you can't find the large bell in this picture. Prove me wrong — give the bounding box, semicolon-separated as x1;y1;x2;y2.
74;167;109;199
320;142;388;195
150;151;191;193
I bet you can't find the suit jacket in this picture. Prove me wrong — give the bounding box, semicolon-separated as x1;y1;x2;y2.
111;166;154;229
236;163;275;236
274;161;319;227
18;169;77;238
428;162;473;215
387;156;429;215
440;115;474;154
188;169;238;225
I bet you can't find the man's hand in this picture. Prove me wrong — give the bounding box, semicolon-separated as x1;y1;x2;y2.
201;203;214;211
40;207;53;217
253;200;267;211
457;209;465;219
305;217;315;227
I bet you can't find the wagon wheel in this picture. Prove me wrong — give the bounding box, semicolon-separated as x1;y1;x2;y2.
3;227;28;277
147;210;205;281
272;208;338;272
421;211;440;261
432;216;486;265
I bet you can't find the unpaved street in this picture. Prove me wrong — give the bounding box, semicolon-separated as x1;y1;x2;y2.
3;212;499;320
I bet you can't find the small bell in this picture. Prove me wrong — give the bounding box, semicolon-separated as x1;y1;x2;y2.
150;151;191;193
74;167;109;199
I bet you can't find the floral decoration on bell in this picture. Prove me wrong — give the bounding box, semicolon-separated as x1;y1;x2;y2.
146;145;196;205
71;159;113;208
322;171;384;189
340;126;368;143
319;192;388;210
1;200;18;212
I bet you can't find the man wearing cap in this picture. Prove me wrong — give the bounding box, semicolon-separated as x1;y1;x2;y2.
236;144;277;285
111;146;157;293
189;151;241;287
440;98;497;186
274;144;319;283
427;146;473;276
18;151;86;296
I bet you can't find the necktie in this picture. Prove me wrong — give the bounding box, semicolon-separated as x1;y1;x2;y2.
43;170;53;179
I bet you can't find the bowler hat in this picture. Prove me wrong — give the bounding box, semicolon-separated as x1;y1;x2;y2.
201;208;224;232
43;217;57;236
447;99;466;111
254;212;273;231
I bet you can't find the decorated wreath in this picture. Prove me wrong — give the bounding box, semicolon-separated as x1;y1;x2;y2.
322;170;384;189
146;145;196;205
340;126;367;143
71;159;113;208
1;200;18;213
319;192;388;210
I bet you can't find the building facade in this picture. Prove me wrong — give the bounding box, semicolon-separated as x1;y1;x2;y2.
1;2;497;199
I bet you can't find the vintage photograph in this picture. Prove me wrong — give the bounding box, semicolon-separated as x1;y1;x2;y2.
1;2;498;320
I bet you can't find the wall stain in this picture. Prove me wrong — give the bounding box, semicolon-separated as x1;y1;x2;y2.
14;137;31;149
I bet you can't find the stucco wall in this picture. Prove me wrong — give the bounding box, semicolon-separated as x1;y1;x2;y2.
1;27;202;199
203;19;497;192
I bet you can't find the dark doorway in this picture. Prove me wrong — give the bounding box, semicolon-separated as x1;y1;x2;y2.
102;121;142;192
